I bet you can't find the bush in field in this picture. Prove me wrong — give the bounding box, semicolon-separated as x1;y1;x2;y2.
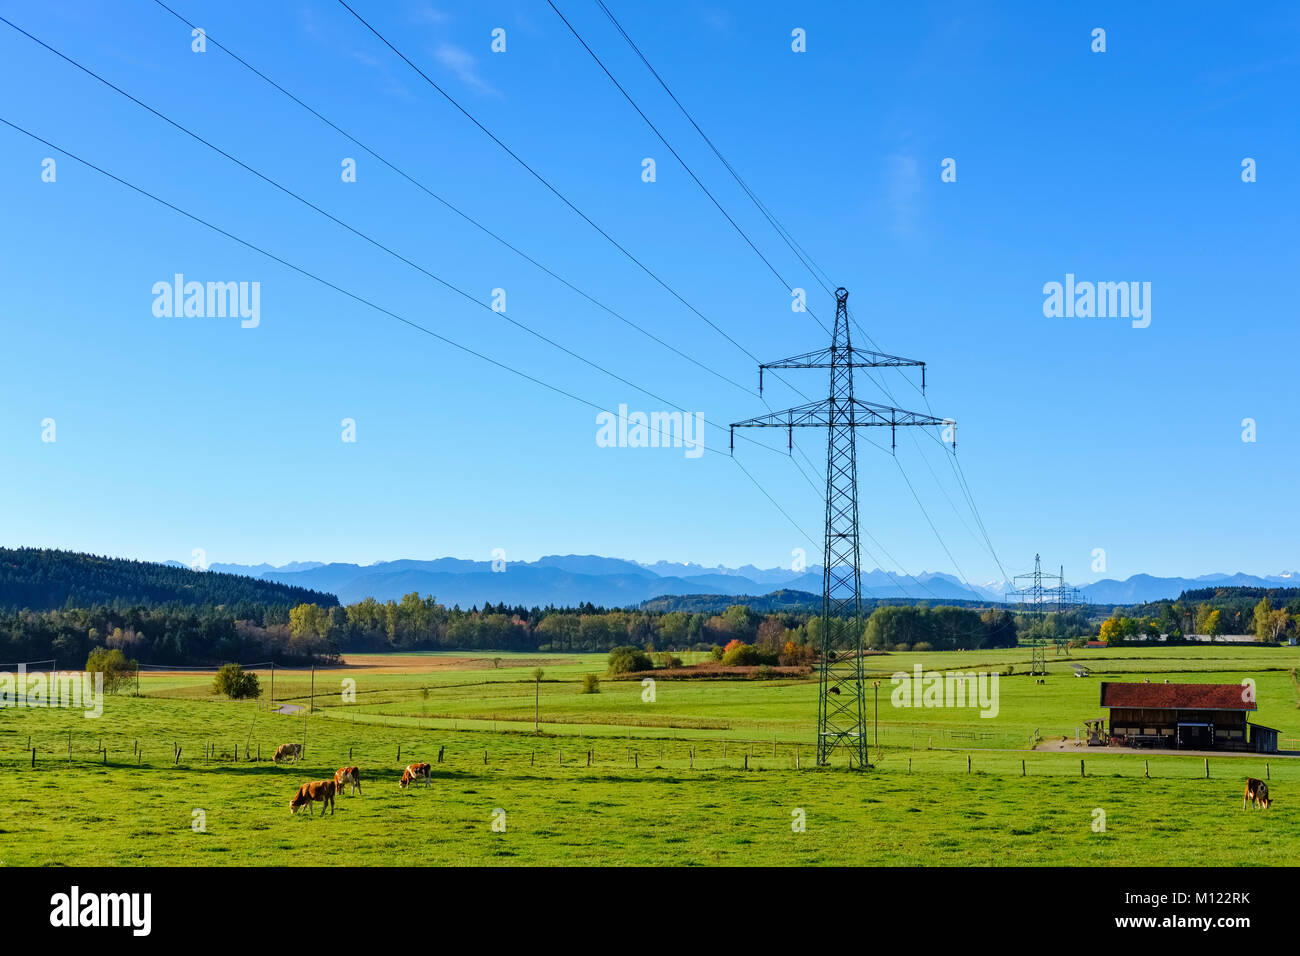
913;641;933;652
85;646;137;695
213;663;260;700
721;641;761;666
607;645;654;675
581;673;601;694
709;644;725;662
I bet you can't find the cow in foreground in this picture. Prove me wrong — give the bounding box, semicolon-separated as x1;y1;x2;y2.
1244;777;1272;810
290;779;336;816
399;763;431;789
334;766;362;796
273;743;303;764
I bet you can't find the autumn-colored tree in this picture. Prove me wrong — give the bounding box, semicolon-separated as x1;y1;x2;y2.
1203;609;1224;638
1098;616;1124;645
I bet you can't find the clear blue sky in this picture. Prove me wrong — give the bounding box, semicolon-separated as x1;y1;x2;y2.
0;0;1296;588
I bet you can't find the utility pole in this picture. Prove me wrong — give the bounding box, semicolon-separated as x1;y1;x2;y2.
873;680;880;750
1006;555;1085;674
731;287;954;768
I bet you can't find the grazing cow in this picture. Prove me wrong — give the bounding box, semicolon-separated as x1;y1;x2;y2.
289;779;336;816
273;743;303;764
334;766;362;796
1244;777;1272;810
399;763;431;789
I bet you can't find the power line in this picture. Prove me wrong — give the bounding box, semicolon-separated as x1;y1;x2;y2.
0;15;768;450
146;0;756;400
0;114;819;562
592;0;842;305
546;0;828;335
335;0;813;403
593;0;837;299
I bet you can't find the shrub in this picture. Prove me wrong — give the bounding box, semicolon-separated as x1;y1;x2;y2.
581;673;601;694
213;663;260;700
85;646;137;695
607;645;654;675
754;665;777;680
913;641;933;653
721;641;761;666
709;644;725;662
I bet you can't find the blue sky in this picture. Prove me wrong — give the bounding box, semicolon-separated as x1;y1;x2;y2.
0;0;1296;589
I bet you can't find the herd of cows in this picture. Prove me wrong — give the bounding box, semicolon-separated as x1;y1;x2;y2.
265;744;1279;818
272;742;432;817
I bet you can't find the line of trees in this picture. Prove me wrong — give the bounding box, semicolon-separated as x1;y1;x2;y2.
0;593;1021;667
1098;594;1300;644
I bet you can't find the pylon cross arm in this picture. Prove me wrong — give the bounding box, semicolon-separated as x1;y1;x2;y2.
729;398;950;432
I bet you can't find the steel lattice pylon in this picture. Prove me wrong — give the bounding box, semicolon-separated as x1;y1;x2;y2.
1004;554;1086;675
731;288;953;768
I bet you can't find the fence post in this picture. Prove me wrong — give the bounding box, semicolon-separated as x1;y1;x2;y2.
1205;758;1209;779
1021;759;1025;776
1080;759;1085;777
31;748;35;768
1145;760;1149;779
1266;763;1270;780
909;758;913;774
967;755;971;774
744;754;748;771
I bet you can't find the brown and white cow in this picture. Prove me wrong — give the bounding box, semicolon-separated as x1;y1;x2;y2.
1244;777;1272;810
290;779;336;816
399;763;431;789
334;766;361;796
273;743;303;764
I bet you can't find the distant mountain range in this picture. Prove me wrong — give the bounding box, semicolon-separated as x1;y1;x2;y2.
183;555;1300;609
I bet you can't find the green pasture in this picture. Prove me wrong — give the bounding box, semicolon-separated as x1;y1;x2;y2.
1;644;1297;865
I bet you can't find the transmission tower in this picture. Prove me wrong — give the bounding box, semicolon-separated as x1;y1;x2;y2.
1005;555;1086;675
730;287;954;768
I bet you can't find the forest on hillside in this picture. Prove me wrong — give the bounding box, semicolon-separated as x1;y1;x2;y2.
0;547;338;611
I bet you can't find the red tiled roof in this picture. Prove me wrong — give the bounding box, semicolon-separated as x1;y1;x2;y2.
1100;682;1256;711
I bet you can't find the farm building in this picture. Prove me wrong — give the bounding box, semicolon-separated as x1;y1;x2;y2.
1098;681;1278;753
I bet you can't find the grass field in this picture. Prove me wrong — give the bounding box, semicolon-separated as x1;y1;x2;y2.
2;645;1297;866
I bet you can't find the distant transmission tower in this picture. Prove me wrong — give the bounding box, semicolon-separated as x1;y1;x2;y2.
731;287;954;768
1005;554;1085;675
